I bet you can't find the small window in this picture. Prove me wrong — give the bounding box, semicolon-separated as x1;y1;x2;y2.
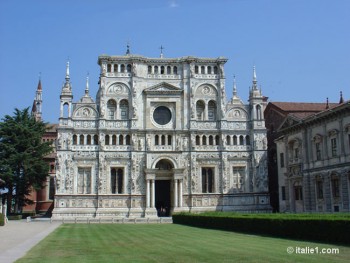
281;186;286;200
148;66;152;74
112;135;117;145
226;135;231;145
202;167;214;193
280;153;285;168
316;142;321;160
155;135;159;145
331;138;337;157
316;180;323;199
168;135;172;145
167;66;171;74
107;64;111;72
196;135;200;145
331;177;340;197
294;186;303;200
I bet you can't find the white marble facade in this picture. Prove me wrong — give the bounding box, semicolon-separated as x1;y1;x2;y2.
52;54;270;219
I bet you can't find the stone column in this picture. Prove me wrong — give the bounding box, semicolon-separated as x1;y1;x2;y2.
174;179;178;208
151;179;155;208
146;180;150;208
179;180;183;207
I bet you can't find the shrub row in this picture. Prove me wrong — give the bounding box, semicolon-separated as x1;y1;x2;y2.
8;215;22;220
172;213;350;245
0;213;4;226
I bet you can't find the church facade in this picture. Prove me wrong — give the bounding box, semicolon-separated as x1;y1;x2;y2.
52;52;270;219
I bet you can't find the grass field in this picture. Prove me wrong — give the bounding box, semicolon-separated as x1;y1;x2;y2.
17;224;349;263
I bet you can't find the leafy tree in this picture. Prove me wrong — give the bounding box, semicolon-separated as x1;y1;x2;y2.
0;108;53;214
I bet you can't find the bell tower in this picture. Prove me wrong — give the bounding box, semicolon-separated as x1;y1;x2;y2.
60;61;73;118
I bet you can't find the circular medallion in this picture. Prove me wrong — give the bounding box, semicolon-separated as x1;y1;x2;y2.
153;106;172;125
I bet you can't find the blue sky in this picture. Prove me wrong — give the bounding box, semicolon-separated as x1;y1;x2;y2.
0;0;349;123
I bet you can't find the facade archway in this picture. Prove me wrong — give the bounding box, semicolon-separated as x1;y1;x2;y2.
145;158;184;217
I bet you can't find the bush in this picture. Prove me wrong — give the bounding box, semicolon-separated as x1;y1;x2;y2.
8;214;22;220
172;212;350;245
0;213;4;226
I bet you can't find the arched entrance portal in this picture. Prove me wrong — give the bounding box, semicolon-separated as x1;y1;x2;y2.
144;159;184;217
155;159;173;217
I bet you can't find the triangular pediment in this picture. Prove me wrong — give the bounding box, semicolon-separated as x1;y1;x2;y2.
144;82;183;94
278;114;302;131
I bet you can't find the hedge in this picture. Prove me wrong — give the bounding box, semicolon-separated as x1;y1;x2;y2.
172;212;350;245
0;213;4;226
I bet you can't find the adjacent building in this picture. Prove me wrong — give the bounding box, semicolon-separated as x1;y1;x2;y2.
52;52;271;219
23;80;57;215
274;99;350;212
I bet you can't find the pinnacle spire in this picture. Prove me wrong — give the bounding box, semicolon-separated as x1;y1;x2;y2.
160;45;165;58
252;65;258;90
233;75;237;96
85;73;90;95
339;91;344;104
66;60;70;80
126;42;130;55
37;73;42;91
326;97;329;109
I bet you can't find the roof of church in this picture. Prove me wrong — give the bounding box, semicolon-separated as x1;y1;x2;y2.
267;101;339;119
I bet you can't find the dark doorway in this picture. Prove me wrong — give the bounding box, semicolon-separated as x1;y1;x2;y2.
155;180;171;217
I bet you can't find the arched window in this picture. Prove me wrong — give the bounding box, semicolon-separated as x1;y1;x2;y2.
125;135;130;145
246;135;250;146
209;135;213;145
79;135;84;145
239;135;244;145
154;66;159;74
148;66;152;74
112;135;117;145
256;105;262;120
119;135;124;145
107;99;116;120
207;66;212;74
105;135;110;145
196;100;205;121
94;135;98;145
121;64;125;72
215;135;220;145
113;64;118;72
168;135;172;145
201;66;205;74
233;135;237;145
196;135;200;145
107;64;111;72
87;135;91;145
208;100;217;121
214;66;218;74
155;135;159;145
167;66;171;74
161;135;166;145
161;66;165;74
155;159;173;170
63;103;69;118
203;136;207;145
120;99;129;120
126;64;132;72
226;135;231;145
73;134;77;145
195;66;199;74
173;66;177;74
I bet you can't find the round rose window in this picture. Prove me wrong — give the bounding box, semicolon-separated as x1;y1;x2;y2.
153;106;172;125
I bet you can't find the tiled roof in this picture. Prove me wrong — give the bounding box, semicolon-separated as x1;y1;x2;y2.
271;102;338;112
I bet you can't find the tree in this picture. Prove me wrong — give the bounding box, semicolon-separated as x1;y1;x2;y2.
0;108;53;214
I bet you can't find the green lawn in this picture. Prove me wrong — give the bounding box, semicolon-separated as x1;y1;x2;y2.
17;224;349;263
